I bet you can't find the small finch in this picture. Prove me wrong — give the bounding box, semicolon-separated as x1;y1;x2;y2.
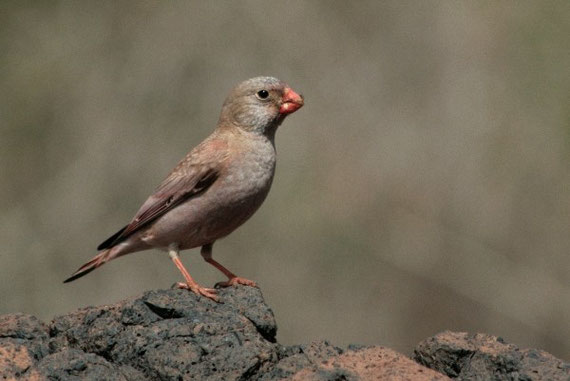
64;77;304;301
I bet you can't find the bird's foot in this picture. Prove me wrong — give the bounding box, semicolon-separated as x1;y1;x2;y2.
174;282;219;302
215;277;257;288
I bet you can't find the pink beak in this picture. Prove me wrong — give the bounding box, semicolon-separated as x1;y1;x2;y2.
279;88;304;115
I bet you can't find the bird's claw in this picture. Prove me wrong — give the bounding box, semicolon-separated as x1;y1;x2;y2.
174;282;219;302
215;277;258;288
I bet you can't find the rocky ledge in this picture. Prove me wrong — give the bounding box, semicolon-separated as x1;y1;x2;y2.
1;287;568;380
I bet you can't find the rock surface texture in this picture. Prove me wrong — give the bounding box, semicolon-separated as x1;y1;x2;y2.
414;331;570;381
0;287;567;380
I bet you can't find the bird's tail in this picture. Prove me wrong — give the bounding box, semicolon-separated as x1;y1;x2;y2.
63;248;115;283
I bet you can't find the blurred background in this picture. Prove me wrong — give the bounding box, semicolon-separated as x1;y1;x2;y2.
1;1;569;359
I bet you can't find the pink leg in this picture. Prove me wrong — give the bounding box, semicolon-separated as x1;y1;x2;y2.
169;246;218;301
201;244;257;288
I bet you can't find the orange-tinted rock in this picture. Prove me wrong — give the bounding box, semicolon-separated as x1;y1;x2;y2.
291;346;451;380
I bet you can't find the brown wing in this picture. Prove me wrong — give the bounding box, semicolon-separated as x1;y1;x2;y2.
97;137;229;250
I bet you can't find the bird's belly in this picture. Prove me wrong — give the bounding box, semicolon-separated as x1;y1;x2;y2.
144;160;274;250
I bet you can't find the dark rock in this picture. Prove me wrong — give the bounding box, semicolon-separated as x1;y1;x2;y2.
35;348;127;380
1;289;567;380
46;287;279;380
259;341;344;380
0;313;49;341
414;331;570;381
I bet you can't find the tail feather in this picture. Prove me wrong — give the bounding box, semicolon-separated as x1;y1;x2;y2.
63;249;113;283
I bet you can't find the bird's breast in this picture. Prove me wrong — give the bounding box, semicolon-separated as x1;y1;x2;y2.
144;138;277;250
218;141;276;205
188;140;276;246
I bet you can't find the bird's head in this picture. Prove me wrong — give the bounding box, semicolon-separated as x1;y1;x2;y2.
219;76;304;136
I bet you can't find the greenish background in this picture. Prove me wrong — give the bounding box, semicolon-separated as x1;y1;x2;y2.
1;1;569;359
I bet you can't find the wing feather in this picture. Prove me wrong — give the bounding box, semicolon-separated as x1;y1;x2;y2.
97;137;228;249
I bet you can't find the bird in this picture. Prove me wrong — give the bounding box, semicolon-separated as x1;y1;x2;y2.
64;76;304;301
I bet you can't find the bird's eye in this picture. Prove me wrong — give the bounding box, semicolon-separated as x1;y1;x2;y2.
256;90;269;99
